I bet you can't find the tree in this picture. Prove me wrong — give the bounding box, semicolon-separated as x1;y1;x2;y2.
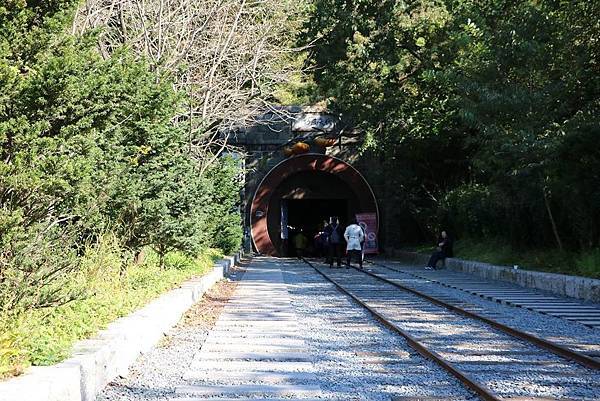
1;0;221;310
302;0;600;251
1;0;105;313
73;0;309;172
204;155;243;254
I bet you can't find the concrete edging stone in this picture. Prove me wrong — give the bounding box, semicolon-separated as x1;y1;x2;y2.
391;250;600;303
0;251;243;401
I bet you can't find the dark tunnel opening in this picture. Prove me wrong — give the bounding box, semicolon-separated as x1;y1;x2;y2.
285;198;348;257
250;154;378;256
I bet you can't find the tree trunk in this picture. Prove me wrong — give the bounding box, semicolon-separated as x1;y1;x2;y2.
134;249;145;265
159;247;166;269
543;187;563;252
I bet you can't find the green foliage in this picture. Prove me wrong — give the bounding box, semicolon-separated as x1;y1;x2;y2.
0;236;220;375
0;0;242;378
302;0;600;256
576;249;600;280
0;316;28;379
272;52;320;105
203;156;244;254
440;184;498;239
452;238;600;279
0;224;82;314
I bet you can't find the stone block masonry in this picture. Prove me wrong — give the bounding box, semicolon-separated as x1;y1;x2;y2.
392;250;600;303
0;252;242;401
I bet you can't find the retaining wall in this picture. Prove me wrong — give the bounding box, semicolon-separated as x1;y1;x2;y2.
391;250;600;303
0;252;242;401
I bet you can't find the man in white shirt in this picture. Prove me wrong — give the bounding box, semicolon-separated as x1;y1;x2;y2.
344;217;365;269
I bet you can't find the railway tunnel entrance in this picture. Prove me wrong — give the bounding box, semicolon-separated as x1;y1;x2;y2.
250;154;378;256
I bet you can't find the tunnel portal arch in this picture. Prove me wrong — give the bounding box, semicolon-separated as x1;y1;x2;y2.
250;154;378;256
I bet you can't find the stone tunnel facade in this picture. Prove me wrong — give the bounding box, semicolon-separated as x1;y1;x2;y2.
229;106;388;256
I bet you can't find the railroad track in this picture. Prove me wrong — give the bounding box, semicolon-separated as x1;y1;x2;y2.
369;260;600;330
302;258;600;401
364;260;600;360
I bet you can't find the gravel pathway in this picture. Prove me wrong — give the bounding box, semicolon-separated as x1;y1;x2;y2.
96;266;242;401
97;257;477;401
172;259;324;399
96;256;600;401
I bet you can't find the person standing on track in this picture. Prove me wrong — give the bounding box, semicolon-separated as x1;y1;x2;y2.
344;217;365;269
293;229;308;259
325;217;343;268
313;220;328;258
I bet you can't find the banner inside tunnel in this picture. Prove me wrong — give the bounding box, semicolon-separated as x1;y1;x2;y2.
356;212;378;254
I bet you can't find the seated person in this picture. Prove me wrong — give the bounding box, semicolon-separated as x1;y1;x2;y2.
425;230;453;270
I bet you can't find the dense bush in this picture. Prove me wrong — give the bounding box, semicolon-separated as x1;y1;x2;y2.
0;235;220;378
204;156;244;254
0;0;243;377
440;184;499;239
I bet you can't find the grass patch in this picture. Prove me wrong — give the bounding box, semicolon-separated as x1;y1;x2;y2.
408;238;600;279
0;236;222;379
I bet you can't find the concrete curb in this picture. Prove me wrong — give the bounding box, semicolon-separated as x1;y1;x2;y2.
0;251;243;401
391;250;600;303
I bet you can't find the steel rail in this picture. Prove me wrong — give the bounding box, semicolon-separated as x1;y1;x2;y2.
360;260;600;371
302;258;503;401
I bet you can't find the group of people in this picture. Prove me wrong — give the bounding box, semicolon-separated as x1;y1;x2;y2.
293;221;453;271
294;216;366;269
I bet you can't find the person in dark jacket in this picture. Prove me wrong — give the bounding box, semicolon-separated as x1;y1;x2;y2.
425;230;453;270
314;220;329;258
325;217;344;268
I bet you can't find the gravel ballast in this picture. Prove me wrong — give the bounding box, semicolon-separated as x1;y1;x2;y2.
371;261;600;355
279;259;475;400
96;258;476;400
95;257;599;400
312;260;600;400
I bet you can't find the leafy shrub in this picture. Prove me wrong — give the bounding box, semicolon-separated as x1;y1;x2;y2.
0;223;83;316
440;184;501;239
211;212;243;255
0;316;28;379
0;235;221;375
204;156;243;254
575;249;600;279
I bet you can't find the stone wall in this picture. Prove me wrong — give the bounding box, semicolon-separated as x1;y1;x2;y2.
391;250;600;303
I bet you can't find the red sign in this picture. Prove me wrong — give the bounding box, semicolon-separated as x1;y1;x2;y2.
356;213;378;254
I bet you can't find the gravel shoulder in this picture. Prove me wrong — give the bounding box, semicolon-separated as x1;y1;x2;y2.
96;264;245;401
